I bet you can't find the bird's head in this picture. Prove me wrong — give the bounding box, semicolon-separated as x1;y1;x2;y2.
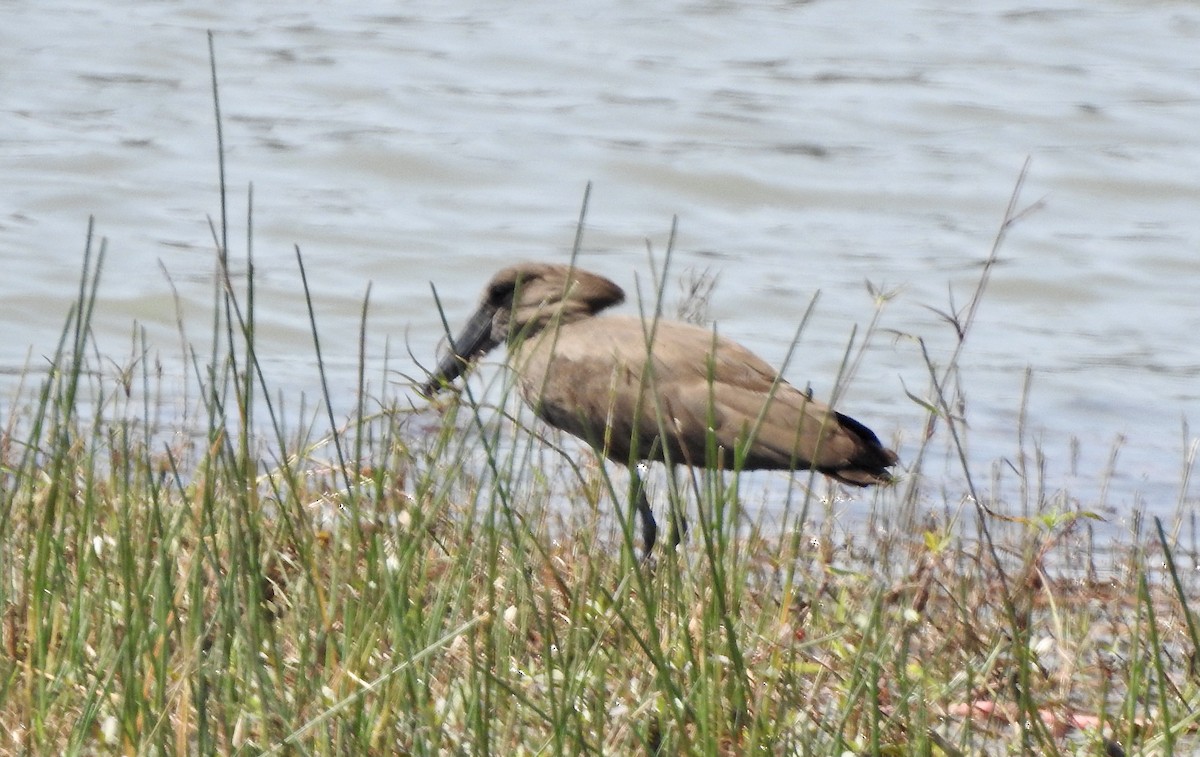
422;262;625;395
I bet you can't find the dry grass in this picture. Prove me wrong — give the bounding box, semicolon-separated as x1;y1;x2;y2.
1;236;1197;755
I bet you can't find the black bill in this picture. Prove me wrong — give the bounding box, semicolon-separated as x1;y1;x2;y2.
421;304;499;396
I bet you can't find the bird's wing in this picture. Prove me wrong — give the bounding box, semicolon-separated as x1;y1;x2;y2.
654;375;864;471
514;316;877;473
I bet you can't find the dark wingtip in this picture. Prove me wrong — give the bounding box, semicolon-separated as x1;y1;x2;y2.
829;411;900;487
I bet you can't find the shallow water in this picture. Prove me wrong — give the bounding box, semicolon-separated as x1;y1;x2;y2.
2;0;1198;527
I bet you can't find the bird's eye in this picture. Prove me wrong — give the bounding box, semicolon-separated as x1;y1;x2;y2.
488;280;517;305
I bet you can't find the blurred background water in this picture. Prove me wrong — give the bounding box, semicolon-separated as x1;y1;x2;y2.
2;0;1198;531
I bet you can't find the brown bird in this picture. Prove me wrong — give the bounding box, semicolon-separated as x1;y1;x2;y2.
422;262;898;555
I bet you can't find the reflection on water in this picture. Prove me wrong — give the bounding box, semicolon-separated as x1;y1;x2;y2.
1;0;1198;524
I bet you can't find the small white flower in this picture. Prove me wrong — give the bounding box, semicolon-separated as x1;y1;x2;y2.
101;716;119;745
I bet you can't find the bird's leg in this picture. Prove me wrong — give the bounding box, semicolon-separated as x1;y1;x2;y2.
667;466;688;547
667;507;686;547
630;466;657;558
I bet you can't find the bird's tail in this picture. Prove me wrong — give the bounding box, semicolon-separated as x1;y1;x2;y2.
823;411;900;486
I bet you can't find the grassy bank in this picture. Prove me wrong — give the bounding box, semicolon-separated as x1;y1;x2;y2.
2;215;1199;756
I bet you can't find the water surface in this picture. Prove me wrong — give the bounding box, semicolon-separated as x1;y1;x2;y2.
2;0;1198;529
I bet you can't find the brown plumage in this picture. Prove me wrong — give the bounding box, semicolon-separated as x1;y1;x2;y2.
423;262;898;553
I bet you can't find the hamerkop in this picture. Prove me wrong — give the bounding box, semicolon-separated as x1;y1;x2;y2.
422;262;898;555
